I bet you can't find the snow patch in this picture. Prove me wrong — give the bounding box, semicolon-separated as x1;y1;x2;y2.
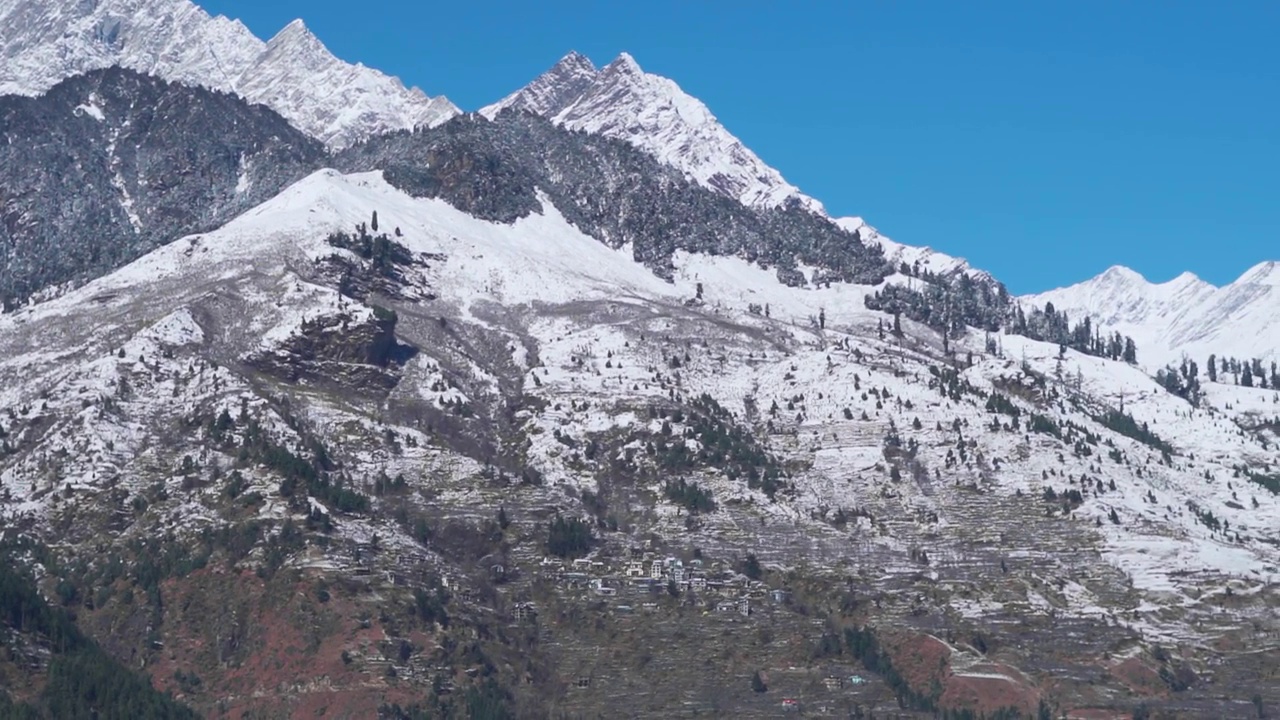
74;102;105;121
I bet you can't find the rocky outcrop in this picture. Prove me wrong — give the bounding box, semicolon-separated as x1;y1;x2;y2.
245;309;416;394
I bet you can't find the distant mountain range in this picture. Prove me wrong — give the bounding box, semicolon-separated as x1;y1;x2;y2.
0;0;459;147
1029;262;1280;369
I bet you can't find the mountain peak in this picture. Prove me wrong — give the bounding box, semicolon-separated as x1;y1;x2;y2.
1026;258;1280;369
556;50;596;74
480;51;601;120
270;17;313;42
0;0;261;95
264;17;326;55
606;51;643;75
1165;270;1206;290
0;0;458;148
479;49;821;213
1099;265;1146;284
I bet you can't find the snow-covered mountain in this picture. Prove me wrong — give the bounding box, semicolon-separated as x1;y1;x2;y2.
481;51;823;214
2;6;1280;715
2;166;1277;716
482;51;999;288
0;67;324;306
0;0;459;148
1026;262;1280;369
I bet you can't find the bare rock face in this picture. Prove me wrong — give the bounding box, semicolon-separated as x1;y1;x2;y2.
245;309;417;394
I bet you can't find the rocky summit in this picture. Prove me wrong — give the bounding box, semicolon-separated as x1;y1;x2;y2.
0;3;1276;720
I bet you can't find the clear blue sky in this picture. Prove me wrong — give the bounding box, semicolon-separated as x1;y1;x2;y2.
200;0;1279;294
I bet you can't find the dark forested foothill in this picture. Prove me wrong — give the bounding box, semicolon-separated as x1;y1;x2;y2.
0;551;196;720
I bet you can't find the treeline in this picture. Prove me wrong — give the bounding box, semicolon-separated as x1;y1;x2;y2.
234;418;371;514
663;478;715;514
324;211;419;298
1094;408;1173;455
1020;305;1136;364
546;515;594;559
343;111;892;287
864;269;1137;364
1156;359;1203;405
1157;354;1280;406
1206;354;1280;389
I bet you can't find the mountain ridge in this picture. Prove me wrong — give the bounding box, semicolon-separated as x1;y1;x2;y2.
1026;260;1280;369
3;0;1268;324
482;51;824;215
1;165;1276;716
0;66;325;306
0;0;460;148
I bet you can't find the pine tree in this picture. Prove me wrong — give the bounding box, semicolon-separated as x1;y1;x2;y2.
1123;337;1137;364
1208;354;1217;382
371;210;379;232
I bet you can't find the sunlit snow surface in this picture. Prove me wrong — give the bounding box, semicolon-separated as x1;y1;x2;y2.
1027;263;1280;369
0;0;459;148
0;171;1274;628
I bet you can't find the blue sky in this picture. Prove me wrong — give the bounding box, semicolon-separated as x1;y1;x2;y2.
200;0;1280;294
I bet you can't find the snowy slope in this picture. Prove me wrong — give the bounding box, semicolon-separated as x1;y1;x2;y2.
4;169;1275;586
0;0;459;147
1026;262;1280;369
0;169;1276;710
836;216;991;282
481;52;1001;286
481;52;823;214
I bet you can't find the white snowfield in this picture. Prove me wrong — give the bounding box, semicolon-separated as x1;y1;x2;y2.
0;171;1275;640
0;0;459;148
1026;263;1280;369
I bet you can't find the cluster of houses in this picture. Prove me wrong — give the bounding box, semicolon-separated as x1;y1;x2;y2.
537;547;792;614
